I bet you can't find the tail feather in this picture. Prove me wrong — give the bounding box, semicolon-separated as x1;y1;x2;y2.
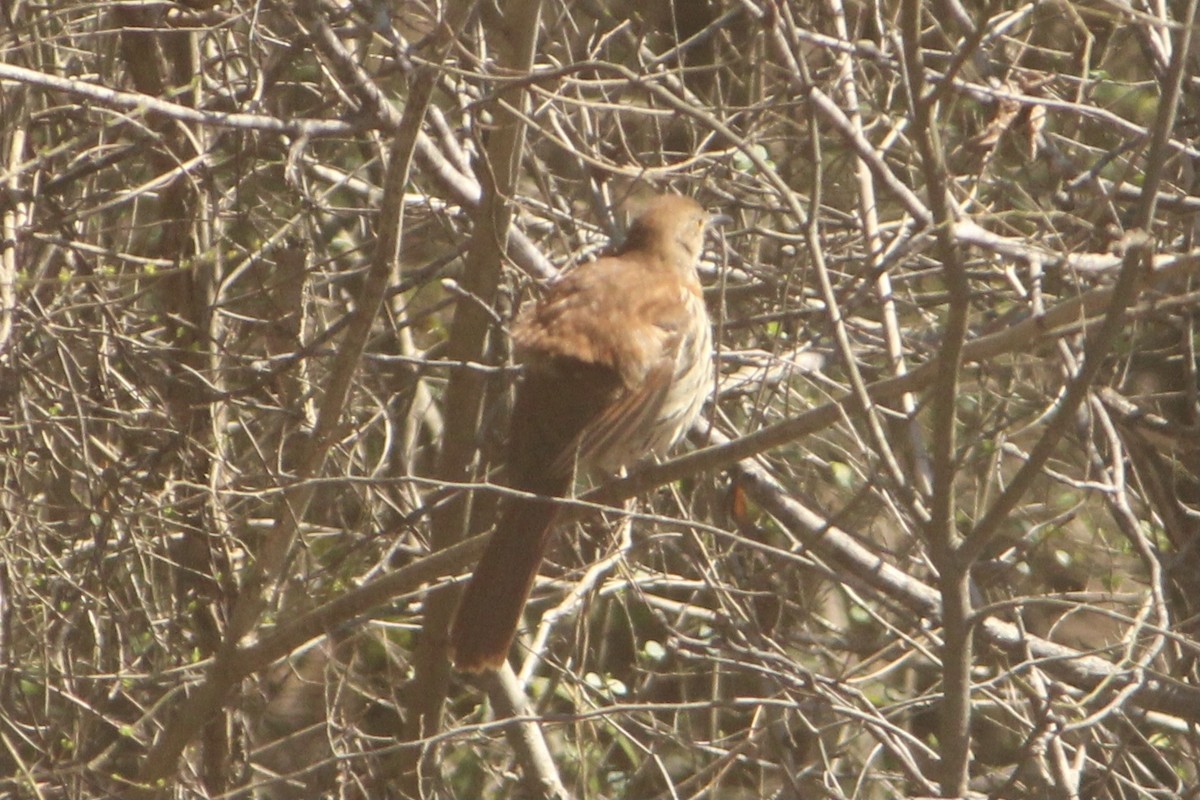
449;497;561;672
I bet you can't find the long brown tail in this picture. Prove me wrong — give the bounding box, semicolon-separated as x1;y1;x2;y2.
449;496;561;672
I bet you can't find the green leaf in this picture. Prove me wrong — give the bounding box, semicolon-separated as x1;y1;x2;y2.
830;461;855;488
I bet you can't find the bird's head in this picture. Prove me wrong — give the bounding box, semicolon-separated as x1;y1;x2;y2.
620;193;729;269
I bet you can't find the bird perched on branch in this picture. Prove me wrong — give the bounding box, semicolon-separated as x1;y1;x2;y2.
449;193;724;673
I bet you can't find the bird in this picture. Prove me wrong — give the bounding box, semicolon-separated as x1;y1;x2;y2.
448;193;723;673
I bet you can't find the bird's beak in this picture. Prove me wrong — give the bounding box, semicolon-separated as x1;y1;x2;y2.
708;212;734;227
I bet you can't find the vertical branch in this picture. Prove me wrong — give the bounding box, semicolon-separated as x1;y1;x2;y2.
397;0;544;794
0;97;23;360
899;2;973;795
824;0;931;497
133;6;444;788
764;10;932;529
807;0;930;515
109;5;229;793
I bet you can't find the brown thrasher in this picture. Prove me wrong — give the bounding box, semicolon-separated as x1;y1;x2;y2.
449;194;722;672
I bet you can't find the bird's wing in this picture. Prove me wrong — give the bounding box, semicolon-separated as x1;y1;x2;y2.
515;254;693;478
551;320;683;477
